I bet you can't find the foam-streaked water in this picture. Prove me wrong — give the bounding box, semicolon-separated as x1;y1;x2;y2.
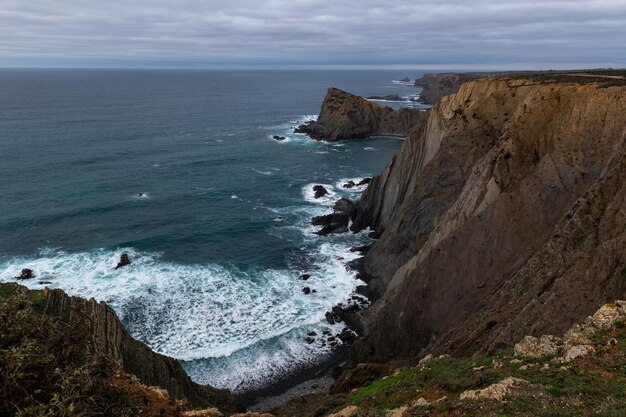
0;70;424;393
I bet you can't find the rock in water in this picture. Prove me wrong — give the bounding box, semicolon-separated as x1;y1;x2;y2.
400;77;411;82
313;185;329;199
295;88;426;141
115;253;132;270
357;177;371;186
272;135;286;141
343;181;356;188
302;287;311;295
311;198;358;236
16;268;35;280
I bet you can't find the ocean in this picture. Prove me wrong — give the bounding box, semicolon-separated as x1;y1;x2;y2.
0;69;424;394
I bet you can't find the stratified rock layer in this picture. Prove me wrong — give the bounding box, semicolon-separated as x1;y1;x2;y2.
296;88;427;141
42;287;236;411
350;76;626;364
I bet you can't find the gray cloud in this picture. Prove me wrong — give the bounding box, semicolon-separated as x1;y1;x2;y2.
0;0;625;68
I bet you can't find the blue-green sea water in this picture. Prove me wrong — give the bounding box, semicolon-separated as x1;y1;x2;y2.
0;70;424;393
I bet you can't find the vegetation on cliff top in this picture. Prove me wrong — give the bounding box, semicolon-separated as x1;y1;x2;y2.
272;312;626;416
0;283;187;417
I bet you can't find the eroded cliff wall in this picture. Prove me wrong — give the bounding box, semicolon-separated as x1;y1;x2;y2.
42;287;236;410
351;77;626;364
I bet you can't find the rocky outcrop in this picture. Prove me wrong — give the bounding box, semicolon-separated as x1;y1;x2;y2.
42;287;237;411
348;75;626;365
296;88;427;141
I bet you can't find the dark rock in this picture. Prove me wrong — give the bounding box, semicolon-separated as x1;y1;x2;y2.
313;185;329;199
349;245;371;254
302;287;311;295
307;331;317;337
115;253;131;270
272;135;286;141
357;177;372;186
342;181;356;188
366;94;402;101
305;336;315;344
299;274;311;281
338;328;358;344
38;281;52;285
400;77;411;82
16;268;35;280
325;312;336;325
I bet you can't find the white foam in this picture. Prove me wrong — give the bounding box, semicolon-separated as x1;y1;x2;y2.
334;178;369;193
302;183;338;206
131;192;151;200
0;242;363;392
364;147;376;151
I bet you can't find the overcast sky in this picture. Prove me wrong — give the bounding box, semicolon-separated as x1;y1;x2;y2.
1;0;625;69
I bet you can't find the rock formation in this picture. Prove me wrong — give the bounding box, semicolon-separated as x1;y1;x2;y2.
295;88;427;141
347;74;626;365
42;286;237;411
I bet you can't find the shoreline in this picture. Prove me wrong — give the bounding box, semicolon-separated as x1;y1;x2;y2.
236;342;350;410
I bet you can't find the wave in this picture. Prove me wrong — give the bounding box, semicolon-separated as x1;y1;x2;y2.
0;242;363;392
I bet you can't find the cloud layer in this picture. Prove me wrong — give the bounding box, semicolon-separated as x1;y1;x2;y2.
1;0;625;68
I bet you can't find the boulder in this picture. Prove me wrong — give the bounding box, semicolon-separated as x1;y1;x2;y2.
313;185;329;199
326;406;358;417
272;135;286;141
400;77;411;82
342;181;356;188
562;344;595;362
357;177;371;186
299;274;310;280
115;253;131;270
325;312;336;325
302;287;311;295
514;335;561;358
16;268;35;280
460;377;528;401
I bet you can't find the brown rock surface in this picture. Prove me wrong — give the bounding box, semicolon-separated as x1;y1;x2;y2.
296;87;427;141
348;76;626;365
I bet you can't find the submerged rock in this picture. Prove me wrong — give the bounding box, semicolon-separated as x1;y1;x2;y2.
16;268;35;280
272;135;286;141
342;180;356;188
299;274;310;280
115;253;132;270
302;287;311;295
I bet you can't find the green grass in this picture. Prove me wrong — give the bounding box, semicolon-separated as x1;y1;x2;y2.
285;317;626;417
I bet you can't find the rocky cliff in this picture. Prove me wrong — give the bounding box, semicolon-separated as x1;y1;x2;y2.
296;87;427;141
41;286;237;411
349;74;626;365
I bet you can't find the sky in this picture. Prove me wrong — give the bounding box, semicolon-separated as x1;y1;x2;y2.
1;0;625;69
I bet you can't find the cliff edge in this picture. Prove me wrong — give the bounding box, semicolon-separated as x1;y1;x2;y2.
350;74;626;366
0;283;237;415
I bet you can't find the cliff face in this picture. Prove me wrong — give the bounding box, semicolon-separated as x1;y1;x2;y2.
296;87;427;141
42;287;236;411
351;77;626;364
